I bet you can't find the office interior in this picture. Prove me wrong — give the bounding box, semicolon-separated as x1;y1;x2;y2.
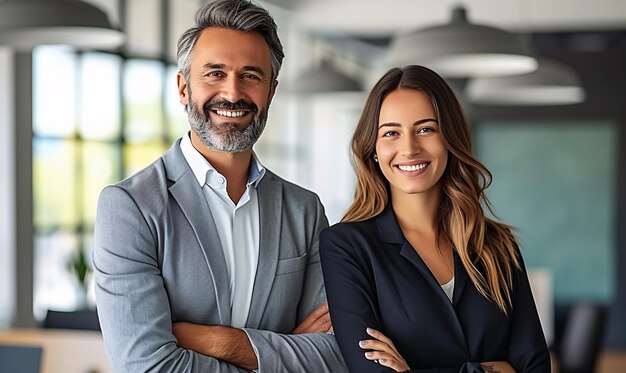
0;0;625;372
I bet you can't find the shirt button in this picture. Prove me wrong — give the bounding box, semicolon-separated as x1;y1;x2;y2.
218;177;225;184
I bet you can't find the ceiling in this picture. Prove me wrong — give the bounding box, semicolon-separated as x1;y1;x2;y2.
264;0;626;37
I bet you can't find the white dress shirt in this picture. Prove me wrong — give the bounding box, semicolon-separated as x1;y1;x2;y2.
180;133;265;327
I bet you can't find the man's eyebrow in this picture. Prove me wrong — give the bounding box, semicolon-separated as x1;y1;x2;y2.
200;63;267;77
201;63;225;71
242;65;267;77
378;118;437;129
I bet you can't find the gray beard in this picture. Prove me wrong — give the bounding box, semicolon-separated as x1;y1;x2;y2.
187;96;268;153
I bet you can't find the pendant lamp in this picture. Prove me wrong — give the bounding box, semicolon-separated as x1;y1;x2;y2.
466;58;585;106
289;59;362;93
386;6;537;78
0;0;125;51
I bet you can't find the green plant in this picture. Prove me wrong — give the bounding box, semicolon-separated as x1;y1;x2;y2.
69;248;90;288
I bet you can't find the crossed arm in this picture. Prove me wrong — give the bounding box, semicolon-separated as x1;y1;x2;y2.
172;303;333;370
359;327;515;373
94;186;346;372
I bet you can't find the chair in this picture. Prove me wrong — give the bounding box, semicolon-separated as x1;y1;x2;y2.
557;302;607;373
0;344;43;373
43;309;101;331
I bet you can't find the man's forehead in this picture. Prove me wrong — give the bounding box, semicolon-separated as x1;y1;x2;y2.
190;28;272;69
193;28;270;55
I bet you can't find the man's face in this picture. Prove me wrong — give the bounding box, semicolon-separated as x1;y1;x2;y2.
177;27;277;152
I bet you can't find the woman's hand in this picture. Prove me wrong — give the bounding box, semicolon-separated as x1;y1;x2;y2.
359;327;409;372
480;361;516;373
292;303;333;334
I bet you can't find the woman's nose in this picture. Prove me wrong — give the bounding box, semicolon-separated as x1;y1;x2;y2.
400;136;421;156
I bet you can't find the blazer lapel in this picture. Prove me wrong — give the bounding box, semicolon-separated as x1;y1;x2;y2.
163;141;232;325
452;252;468;305
376;204;469;356
377;205;449;301
398;243;452;304
246;173;282;328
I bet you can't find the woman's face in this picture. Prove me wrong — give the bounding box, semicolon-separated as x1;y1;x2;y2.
375;88;448;198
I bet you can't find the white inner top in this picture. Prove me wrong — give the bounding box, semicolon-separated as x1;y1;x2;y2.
441;276;455;302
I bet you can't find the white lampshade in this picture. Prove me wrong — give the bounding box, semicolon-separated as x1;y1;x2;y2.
466;58;586;106
0;0;125;51
386;7;537;78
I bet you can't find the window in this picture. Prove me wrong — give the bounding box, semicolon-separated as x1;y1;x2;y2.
31;47;185;320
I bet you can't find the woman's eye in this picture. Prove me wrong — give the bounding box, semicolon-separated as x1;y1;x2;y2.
382;131;398;137
418;127;434;134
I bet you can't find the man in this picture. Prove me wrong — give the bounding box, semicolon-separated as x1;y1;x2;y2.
92;1;347;371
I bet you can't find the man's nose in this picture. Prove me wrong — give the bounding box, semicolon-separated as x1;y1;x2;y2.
220;76;245;103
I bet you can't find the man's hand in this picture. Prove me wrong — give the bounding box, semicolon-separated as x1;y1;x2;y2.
173;322;258;370
292;303;333;334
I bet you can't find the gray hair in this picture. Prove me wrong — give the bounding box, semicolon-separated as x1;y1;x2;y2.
177;0;284;82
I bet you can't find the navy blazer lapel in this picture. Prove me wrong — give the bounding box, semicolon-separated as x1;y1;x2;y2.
452;252;468;305
375;204;468;354
246;172;282;328
163;140;232;325
376;205;443;295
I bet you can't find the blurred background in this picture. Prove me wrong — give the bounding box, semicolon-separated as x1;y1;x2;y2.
0;0;625;372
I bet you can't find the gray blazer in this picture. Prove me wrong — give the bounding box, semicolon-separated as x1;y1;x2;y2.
93;139;346;372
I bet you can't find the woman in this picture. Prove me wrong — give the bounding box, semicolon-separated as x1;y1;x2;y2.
319;65;550;373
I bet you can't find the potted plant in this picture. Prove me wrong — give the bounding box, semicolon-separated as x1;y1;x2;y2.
68;248;91;309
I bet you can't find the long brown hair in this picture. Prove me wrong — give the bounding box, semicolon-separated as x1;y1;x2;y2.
343;65;521;313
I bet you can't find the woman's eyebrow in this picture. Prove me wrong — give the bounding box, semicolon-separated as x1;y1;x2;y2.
378;118;437;129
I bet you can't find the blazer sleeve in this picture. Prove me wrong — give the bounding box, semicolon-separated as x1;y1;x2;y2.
506;255;551;372
320;226;396;373
242;196;348;373
93;186;247;373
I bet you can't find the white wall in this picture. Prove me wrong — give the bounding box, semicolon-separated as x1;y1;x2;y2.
0;47;16;328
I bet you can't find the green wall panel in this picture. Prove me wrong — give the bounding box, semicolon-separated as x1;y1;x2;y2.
476;122;616;303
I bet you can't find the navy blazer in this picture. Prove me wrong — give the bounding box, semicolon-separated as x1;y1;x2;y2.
320;204;550;373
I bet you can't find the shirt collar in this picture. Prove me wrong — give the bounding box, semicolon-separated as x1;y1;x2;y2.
180;131;265;188
248;152;266;187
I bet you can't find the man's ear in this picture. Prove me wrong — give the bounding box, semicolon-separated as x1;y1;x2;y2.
177;73;189;106
267;80;278;106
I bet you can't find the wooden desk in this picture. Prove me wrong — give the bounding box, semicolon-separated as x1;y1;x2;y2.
2;328;623;373
0;328;110;373
552;350;626;373
597;351;626;373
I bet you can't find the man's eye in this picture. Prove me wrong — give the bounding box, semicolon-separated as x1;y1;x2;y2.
206;71;223;77
242;73;260;80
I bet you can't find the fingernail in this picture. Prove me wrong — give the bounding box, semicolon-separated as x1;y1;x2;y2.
359;340;367;347
365;352;373;357
366;327;374;334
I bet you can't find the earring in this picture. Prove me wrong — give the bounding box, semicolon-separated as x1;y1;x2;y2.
373;154;378;163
